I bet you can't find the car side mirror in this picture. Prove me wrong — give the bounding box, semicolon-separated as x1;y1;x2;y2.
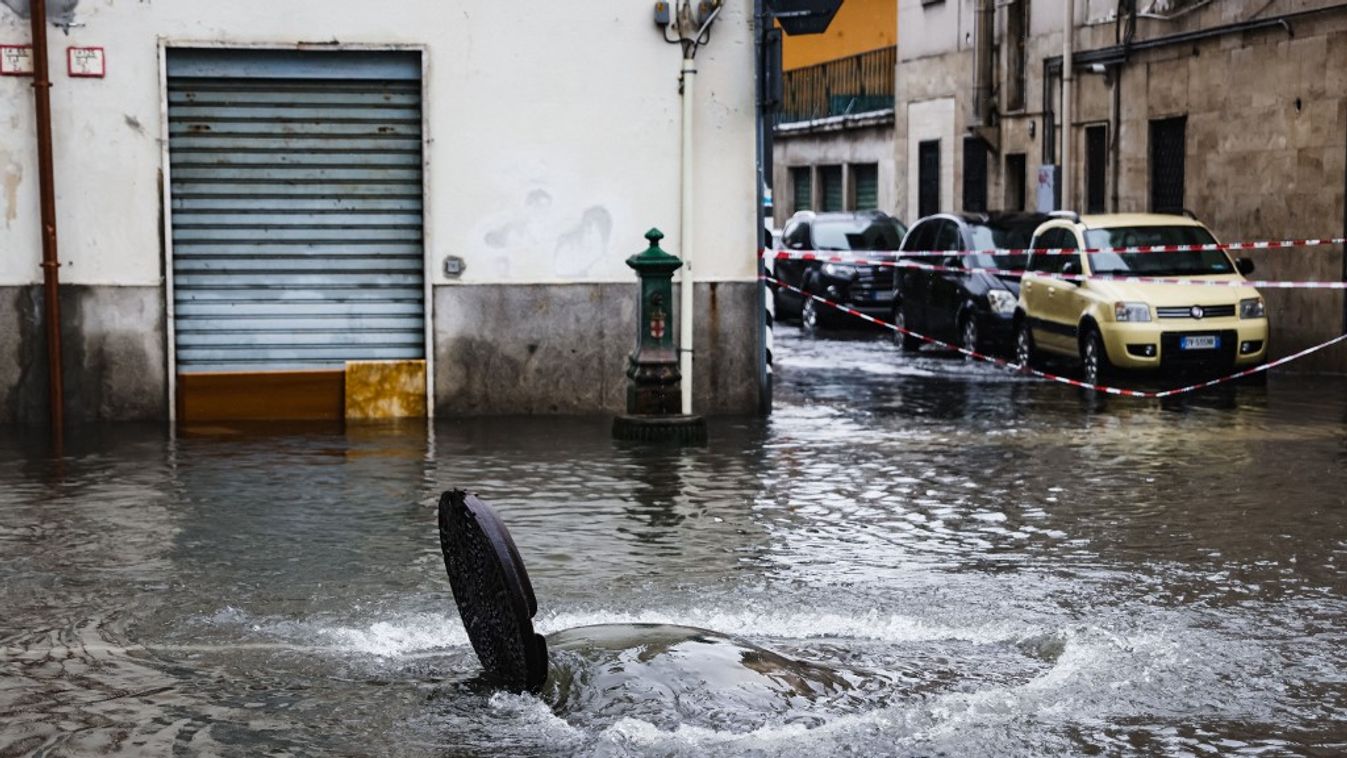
1236;257;1255;275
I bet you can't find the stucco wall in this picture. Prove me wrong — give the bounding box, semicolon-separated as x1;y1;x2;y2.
895;0;1347;371
0;1;764;419
771;121;897;224
0;1;758;289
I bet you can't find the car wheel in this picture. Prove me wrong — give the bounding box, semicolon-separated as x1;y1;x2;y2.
1081;329;1113;386
892;304;921;351
960;314;980;358
1014;320;1037;371
801;296;819;334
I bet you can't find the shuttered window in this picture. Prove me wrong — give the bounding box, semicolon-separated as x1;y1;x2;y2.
167;49;425;373
820;165;844;211
791;166;812;212
853;163;878;210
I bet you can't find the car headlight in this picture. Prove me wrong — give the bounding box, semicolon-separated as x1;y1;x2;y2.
986;289;1016;316
1240;297;1265;319
1114;301;1151;322
822;262;858;278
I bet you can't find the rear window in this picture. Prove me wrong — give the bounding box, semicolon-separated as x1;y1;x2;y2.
812;218;907;251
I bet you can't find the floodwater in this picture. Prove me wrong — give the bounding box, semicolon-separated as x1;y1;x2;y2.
3;327;1347;757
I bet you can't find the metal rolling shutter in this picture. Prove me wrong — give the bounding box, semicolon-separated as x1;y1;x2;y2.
791;166;812;212
853;163;878;210
167;49;425;373
820;165;843;211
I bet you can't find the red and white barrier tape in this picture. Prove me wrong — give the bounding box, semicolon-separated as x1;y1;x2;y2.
768;251;1347;289
763;275;1347;399
768;237;1347;260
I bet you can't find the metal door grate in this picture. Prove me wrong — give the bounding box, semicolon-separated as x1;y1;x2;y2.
918;140;940;217
1149;116;1186;214
168;49;425;373
1086;124;1107;214
962;136;987;213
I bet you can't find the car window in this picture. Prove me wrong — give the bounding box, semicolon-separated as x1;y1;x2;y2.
1028;228;1079;274
933;221;961;252
810;217;906;251
1084;225;1231;276
901;220;933;253
965;222;1039;270
784;220;809;250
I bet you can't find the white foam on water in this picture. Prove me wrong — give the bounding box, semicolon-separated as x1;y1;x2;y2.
317;612;469;656
486;691;587;749
536;607;1039;646
198;606;471;658
775;353;939;378
576;621;1278;756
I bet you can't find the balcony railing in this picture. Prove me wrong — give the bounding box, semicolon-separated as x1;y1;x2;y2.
778;46;896;125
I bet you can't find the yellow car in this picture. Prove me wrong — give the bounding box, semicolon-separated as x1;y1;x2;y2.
1014;213;1269;384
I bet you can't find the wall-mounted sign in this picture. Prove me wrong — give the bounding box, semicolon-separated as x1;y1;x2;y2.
67;46;105;78
1;44;34;76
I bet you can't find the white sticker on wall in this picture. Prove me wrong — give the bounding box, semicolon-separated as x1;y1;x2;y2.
67;46;105;78
1;45;34;76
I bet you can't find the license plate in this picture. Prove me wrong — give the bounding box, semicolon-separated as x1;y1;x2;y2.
1180;335;1220;350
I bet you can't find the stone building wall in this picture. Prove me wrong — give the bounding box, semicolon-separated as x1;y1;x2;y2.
895;3;1347;370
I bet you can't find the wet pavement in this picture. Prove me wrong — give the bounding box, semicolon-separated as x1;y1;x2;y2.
3;326;1347;756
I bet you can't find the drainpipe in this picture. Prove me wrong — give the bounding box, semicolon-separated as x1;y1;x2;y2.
1110;64;1121;212
1060;0;1074;211
30;0;65;434
679;53;696;415
972;0;994;127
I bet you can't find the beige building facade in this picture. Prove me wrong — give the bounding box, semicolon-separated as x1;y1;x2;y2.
896;0;1347;369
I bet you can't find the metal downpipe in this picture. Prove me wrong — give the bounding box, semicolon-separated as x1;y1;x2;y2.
972;0;994;127
679;56;696;415
1061;0;1075;210
30;0;65;437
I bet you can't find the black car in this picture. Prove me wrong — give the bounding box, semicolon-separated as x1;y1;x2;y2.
892;212;1050;355
771;210;907;331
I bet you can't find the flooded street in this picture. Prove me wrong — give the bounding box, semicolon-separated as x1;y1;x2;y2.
3;327;1347;756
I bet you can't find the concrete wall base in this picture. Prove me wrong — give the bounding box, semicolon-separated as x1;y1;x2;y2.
0;285;166;424
433;281;761;416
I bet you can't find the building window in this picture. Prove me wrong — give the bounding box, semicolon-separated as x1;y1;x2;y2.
820;165;844;211
1085;124;1108;214
918;140;940;218
852;164;879;210
1005;153;1026;211
1149;116;1186;214
1006;0;1029;112
791;166;812;212
963;137;988;213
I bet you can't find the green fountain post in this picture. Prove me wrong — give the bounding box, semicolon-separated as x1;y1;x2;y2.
612;229;707;444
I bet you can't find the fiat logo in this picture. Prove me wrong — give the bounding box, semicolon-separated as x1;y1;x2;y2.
1190;306;1205;319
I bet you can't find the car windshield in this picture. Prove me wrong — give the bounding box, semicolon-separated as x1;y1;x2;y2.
1084;226;1233;276
964;223;1037;270
812;218;907;252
